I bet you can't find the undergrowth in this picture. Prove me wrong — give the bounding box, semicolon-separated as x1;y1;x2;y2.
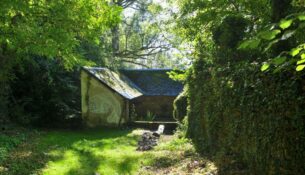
0;127;29;164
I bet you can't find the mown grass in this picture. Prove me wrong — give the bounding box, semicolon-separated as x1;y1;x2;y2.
1;128;217;175
1;129;147;175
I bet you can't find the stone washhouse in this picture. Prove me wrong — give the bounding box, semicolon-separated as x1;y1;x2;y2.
81;67;183;127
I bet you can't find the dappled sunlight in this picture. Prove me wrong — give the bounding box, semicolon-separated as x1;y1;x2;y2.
2;128;219;174
39;129;145;175
43;150;81;175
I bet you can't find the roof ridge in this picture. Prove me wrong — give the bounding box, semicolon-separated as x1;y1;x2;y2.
84;66;173;71
120;68;173;71
82;66;183;97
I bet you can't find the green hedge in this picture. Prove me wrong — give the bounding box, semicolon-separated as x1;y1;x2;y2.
186;57;305;174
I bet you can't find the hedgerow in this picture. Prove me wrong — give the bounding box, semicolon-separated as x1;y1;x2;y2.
186;56;305;174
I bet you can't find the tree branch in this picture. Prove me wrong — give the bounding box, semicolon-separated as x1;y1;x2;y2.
120;59;150;67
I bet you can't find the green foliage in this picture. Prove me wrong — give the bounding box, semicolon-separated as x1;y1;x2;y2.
173;88;188;122
167;69;187;82
238;13;305;72
145;111;156;121
279;19;293;29
261;63;270;71
0;0;122;124
0;128;28;164
0;0;121;66
186;57;305;174
238;39;261;50
157;137;192;152
0;84;9;122
176;0;305;174
212;15;249;49
9;57;82;127
0;134;21;163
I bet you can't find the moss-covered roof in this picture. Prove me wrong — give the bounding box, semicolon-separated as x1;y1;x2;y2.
83;67;143;99
120;69;183;96
82;67;183;99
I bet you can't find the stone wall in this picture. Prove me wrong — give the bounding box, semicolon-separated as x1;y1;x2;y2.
81;71;127;127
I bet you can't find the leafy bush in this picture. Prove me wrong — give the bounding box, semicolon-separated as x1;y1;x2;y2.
9;57;82;128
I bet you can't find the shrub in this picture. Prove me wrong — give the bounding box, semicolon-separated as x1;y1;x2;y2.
9;57;82;128
145;111;156;121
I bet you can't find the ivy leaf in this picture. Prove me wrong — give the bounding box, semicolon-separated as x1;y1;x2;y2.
273;67;282;73
296;64;305;71
297;59;305;65
298;14;305;21
281;30;295;40
290;47;301;57
94;38;100;45
301;54;305;59
259;30;281;40
279;19;293;29
263;39;279;52
272;57;286;65
261;63;270;72
238;39;261;50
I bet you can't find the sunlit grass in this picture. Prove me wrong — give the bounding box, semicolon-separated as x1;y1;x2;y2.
39;129;144;175
2;129;217;175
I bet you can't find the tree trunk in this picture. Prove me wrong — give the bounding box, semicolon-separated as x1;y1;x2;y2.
271;0;292;22
271;0;293;55
111;25;120;56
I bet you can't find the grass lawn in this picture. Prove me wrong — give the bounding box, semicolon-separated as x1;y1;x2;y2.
0;128;217;175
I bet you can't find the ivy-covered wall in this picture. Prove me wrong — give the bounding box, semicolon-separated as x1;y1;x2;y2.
186;57;305;174
81;71;127;127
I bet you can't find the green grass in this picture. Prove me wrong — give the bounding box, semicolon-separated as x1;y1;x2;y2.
0;127;30;164
40;129;143;175
1;129;147;175
0;134;22;163
1;128;216;175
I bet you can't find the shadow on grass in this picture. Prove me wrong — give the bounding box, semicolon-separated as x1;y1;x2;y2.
2;128;141;175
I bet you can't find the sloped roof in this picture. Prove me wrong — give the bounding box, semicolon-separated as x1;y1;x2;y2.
82;67;143;99
82;67;183;99
120;69;183;96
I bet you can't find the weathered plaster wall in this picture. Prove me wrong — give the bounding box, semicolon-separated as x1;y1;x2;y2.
81;71;126;127
131;96;176;121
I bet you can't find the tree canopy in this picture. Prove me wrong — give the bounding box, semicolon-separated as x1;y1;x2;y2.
0;0;121;79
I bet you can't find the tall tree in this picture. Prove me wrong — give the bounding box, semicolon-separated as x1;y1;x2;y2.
0;0;121;122
107;0;181;68
0;0;121;79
